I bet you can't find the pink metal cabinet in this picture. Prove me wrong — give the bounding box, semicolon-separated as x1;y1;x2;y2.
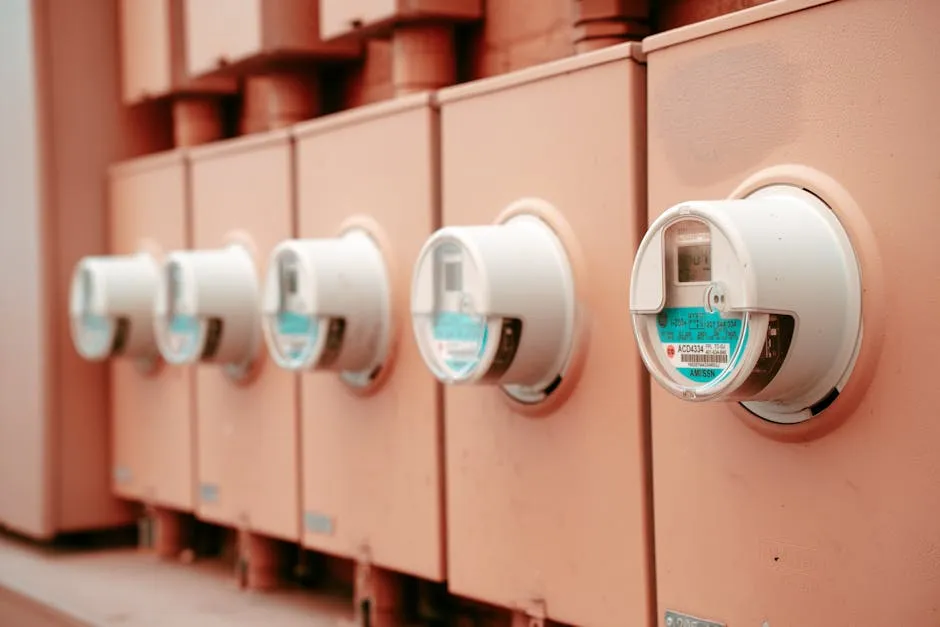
189;132;299;541
292;94;444;581
183;0;358;77
0;0;143;538
319;0;480;39
108;152;194;511
119;0;234;104
435;45;650;627
643;0;940;624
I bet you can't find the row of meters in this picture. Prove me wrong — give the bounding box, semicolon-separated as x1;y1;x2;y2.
72;186;862;424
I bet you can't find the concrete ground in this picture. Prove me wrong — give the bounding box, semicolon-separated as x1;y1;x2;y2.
0;534;353;627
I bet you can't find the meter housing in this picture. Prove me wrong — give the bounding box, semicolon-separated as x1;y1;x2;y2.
630;184;862;424
69;252;160;366
261;228;391;388
153;244;260;380
411;213;577;404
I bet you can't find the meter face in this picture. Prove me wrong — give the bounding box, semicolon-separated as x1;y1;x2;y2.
162;260;201;361
270;250;320;366
652;219;748;386
654;308;747;385
424;242;488;378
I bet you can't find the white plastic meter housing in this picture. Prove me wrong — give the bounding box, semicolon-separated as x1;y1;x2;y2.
68;253;160;365
260;228;391;388
411;213;577;404
153;244;260;380
630;184;862;424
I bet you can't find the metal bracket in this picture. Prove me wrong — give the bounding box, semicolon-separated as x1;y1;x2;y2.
664;610;726;627
517;599;547;627
235;523;251;590
354;547;376;627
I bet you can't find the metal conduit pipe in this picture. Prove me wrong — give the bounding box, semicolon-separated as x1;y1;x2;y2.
572;0;650;53
391;23;457;97
171;96;224;147
239;72;321;135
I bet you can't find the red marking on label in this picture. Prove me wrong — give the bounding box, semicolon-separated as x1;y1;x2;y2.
666;345;676;358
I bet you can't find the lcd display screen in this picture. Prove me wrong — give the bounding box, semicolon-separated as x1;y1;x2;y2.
677;244;711;283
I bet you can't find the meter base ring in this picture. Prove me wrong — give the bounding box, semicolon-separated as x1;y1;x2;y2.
724;165;884;441
340;363;385;395
222;349;265;386
222;355;262;386
494;198;589;418
738;320;864;426
500;373;564;405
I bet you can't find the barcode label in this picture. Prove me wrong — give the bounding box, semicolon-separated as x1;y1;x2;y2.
439;340;479;361
680;353;728;365
664;342;731;370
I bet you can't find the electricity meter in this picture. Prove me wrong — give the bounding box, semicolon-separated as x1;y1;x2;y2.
260;228;391;387
411;212;577;404
68;252;160;366
153;244;260;380
630;184;862;424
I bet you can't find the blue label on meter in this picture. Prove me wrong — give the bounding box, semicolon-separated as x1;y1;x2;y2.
655;306;745;384
275;311;318;363
432;311;488;376
80;313;112;355
166;314;200;359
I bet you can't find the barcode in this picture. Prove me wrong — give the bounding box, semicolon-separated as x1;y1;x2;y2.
680;353;728;365
444;261;462;292
445;347;479;359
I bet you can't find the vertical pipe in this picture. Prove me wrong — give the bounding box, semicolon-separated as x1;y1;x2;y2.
345;39;395;109
571;0;650;54
172;96;224;147
151;507;184;559
239;529;281;591
392;23;456;97
240;72;320;135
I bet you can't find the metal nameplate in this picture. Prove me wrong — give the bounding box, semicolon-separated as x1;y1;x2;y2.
199;483;219;503
665;610;725;627
113;466;131;484
304;511;335;535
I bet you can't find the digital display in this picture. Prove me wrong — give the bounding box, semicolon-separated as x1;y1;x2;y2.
278;256;302;314
280;260;298;296
443;260;462;292
677;244;711;283
166;262;184;316
80;267;94;314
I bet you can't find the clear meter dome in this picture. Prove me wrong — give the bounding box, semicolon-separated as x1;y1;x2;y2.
68;252;160;366
260;228;391;389
153;244;260;381
630;184;863;424
411;212;578;405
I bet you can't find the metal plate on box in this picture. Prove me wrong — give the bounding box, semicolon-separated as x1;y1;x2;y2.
114;466;132;484
199;482;220;503
665;610;725;627
304;510;335;535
